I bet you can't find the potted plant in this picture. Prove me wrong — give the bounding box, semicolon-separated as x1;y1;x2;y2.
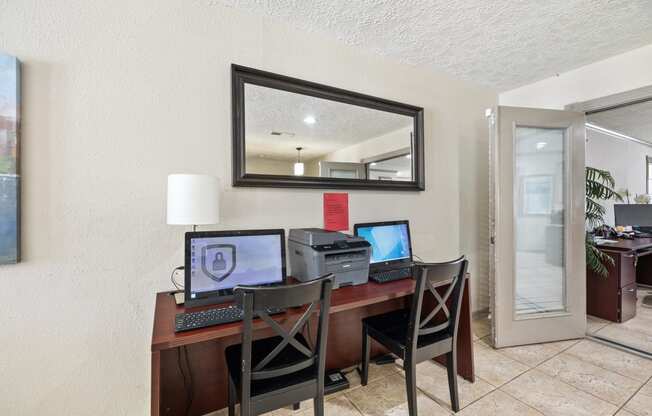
586;167;622;277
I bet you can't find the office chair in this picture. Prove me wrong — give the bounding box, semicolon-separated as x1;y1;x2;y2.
360;256;468;414
225;275;334;416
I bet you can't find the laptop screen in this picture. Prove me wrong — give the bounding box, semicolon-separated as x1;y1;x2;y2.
355;222;412;265
185;230;286;306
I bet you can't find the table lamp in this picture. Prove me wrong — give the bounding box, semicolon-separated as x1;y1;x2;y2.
167;174;220;231
167;174;220;302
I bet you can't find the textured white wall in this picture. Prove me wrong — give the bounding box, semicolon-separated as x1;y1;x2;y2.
324;126;413;163
586;130;652;226
245;156;293;175
499;44;652;109
0;1;496;414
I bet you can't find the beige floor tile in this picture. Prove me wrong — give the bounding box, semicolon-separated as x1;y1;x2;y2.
473;342;529;387
495;342;563;367
457;389;543;416
638;303;652;320
343;362;400;393
616;410;638;416
345;373;451;416
264;399;314;416
473;317;491;339
625;379;652;416
412;360;495;409
621;313;652;337
538;353;643;406
595;324;652;355
549;339;582;351
476;336;492;348
565;340;652;382
296;395;362;416
502;369;618;416
587;316;611;334
217;399;315;416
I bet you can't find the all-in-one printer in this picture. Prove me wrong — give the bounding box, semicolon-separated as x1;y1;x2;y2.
288;228;371;288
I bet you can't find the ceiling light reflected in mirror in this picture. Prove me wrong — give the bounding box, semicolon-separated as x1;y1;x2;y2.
244;84;414;181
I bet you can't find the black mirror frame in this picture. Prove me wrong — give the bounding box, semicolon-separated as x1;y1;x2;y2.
231;64;425;191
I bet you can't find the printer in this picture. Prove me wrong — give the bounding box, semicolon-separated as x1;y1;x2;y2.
288;228;371;289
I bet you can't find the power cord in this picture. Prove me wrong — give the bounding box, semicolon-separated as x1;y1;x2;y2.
171;266;184;291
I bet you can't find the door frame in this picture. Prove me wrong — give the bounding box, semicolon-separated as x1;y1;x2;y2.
569;85;652;355
489;106;587;348
567;85;652;115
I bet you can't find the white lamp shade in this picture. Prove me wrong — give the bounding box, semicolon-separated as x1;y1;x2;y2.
167;174;220;225
294;162;305;176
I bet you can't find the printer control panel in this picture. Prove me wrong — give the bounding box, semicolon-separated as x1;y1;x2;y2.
311;240;370;252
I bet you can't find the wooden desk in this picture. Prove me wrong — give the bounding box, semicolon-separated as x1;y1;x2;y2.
588;238;652;322
151;277;474;416
595;238;652;286
596;238;652;252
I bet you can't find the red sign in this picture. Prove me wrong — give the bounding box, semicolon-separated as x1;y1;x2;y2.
323;193;349;231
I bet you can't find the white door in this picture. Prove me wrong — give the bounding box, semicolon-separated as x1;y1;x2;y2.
319;161;366;179
489;106;586;348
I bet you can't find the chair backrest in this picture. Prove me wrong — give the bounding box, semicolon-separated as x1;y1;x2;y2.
234;275;334;386
406;256;468;353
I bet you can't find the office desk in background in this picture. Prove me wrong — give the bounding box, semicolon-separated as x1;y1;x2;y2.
588;238;652;322
151;275;474;416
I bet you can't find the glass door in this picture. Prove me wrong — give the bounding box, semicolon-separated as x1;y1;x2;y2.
489;106;586;348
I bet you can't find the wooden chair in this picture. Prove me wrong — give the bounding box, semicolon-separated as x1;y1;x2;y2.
360;256;468;414
225;275;334;416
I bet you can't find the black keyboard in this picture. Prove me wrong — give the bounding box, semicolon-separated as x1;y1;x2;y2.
174;305;284;332
370;267;411;284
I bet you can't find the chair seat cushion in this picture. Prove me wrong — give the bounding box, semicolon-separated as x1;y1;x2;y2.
363;308;452;352
225;334;317;397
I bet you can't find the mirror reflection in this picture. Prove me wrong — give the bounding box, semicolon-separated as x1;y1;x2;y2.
244;84;414;181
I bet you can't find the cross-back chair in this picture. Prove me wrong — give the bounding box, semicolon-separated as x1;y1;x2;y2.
360;256;468;414
225;275;334;416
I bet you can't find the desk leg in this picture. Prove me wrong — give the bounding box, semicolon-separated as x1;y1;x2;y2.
433;284;474;382
151;351;161;416
456;284;475;382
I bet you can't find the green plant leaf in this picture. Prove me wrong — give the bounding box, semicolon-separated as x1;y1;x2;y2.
585;167;621;277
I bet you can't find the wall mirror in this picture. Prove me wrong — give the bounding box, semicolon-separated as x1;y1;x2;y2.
232;65;425;190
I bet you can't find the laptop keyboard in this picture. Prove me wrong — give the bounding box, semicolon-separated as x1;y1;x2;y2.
370;267;411;284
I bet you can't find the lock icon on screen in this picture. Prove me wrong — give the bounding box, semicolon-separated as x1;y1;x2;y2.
213;252;226;271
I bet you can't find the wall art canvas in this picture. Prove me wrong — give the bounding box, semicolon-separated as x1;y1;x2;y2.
0;53;20;264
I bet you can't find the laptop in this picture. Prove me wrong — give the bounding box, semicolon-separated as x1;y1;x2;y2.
354;220;413;284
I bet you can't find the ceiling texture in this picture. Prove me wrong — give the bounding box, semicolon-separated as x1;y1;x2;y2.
588;100;652;143
245;84;412;160
218;0;652;91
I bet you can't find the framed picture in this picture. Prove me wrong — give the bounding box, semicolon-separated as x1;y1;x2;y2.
521;175;553;216
0;53;20;264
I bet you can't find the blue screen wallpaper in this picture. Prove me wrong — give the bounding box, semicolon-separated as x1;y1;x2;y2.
357;224;410;264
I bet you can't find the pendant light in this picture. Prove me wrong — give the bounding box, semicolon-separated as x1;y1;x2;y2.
294;147;305;176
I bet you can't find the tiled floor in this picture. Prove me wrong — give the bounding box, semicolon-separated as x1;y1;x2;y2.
515;252;564;315
214;317;652;416
589;287;652;355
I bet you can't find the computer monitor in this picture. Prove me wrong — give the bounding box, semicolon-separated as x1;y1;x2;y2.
184;229;286;307
354;220;413;271
614;204;652;232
